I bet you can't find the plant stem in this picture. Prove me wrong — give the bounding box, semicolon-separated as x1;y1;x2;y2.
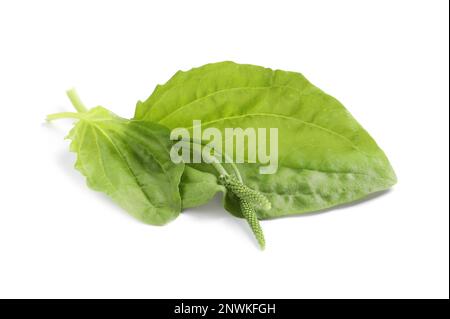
66;88;88;113
46;112;84;121
180;138;243;182
178;141;228;176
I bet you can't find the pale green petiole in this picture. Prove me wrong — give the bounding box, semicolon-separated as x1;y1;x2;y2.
177;140;228;176
66;88;88;113
46;112;84;121
178;138;243;182
46;88;88;122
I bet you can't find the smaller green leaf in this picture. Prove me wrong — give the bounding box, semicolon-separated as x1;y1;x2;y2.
49;100;184;225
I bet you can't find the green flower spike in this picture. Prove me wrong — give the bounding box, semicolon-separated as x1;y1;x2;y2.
240;199;266;249
218;174;271;211
219;174;269;249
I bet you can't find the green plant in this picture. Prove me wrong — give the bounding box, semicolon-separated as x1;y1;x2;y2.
48;62;397;249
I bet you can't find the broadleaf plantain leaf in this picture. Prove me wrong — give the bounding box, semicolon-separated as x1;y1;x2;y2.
67;106;184;225
135;61;397;219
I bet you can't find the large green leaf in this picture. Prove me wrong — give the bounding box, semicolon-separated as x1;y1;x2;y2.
67;106;184;225
135;61;397;218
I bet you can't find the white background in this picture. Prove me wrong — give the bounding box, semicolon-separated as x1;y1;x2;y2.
0;0;448;299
